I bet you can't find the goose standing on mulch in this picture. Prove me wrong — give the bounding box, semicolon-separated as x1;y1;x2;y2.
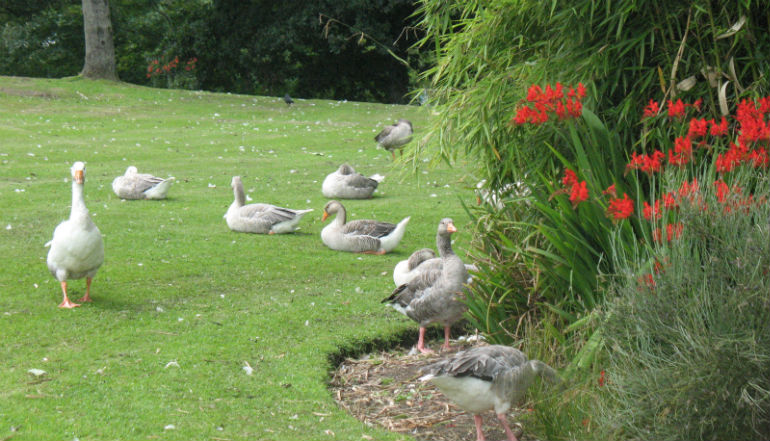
374;119;412;159
383;218;468;353
393;247;478;287
322;164;384;199
45;161;104;308
112;166;175;200
321;200;409;254
420;345;560;441
225;176;313;234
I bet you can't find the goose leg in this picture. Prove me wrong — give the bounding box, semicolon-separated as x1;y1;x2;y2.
416;327;434;354
58;281;80;309
496;413;518;441
77;277;94;303
473;414;486;441
390;150;396;160
441;325;452;351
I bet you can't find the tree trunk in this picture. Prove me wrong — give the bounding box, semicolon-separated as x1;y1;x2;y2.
80;0;118;80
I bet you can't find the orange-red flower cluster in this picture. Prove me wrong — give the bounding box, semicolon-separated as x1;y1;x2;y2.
607;193;634;220
512;83;585;125
626;150;664;174
147;56;198;78
553;169;589;209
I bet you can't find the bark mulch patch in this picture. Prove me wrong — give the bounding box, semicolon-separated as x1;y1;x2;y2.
329;340;539;441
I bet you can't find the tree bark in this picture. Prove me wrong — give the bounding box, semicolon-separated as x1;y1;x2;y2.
80;0;118;80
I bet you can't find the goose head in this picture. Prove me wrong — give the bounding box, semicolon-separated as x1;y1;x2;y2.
322;200;344;222
338;164;354;175
438;218;457;236
231;176;243;189
71;161;86;184
396;118;412;130
125;165;138;175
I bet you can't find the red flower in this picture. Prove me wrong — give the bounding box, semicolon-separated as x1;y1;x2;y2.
561;169;578;187
569;180;589;208
608;193;634;220
666;222;684;241
566;98;583;118
714;179;729;203
627;150;665;174
526;84;544;102
667;99;686;119
598;370;606;387
709;117;729;136
687;118;708;138
662;192;678;209
748;147;769;168
678;178;699;199
643;99;660;119
602;184;617;198
643;200;661;220
759;96;770;114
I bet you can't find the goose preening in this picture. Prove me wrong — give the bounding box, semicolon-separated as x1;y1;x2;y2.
420;345;560;441
45;161;104;308
475;179;530;209
112;166;175;200
322;164;384;200
374;119;413;160
321;200;409;254
382;218;468;353
225;176;313;234
393;247;478;287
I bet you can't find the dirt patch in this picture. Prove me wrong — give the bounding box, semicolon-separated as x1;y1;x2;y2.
330;341;538;441
0;87;59;99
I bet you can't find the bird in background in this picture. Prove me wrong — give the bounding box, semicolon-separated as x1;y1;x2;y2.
420;345;560;441
375;118;413;160
283;93;294;106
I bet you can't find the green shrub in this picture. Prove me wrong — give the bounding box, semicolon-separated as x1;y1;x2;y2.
598;181;770;440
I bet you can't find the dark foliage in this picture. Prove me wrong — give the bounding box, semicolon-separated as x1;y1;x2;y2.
0;0;423;103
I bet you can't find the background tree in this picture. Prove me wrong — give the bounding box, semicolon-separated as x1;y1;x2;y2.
80;0;117;79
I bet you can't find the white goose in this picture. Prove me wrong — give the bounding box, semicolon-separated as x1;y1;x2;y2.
225;176;313;234
374;119;413;159
382;218;468;353
393;247;478;287
45;161;104;308
321;200;409;254
321;164;384;199
420;345;560;441
112;166;175;200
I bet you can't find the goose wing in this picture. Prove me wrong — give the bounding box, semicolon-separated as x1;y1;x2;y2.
426;346;528;381
342;219;396;238
240;204;298;224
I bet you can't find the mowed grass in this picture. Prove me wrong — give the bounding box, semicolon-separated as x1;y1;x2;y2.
0;76;476;441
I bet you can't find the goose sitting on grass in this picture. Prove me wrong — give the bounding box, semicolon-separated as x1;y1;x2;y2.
382;218;468;353
374;119;412;159
420;345;560;441
322;164;384;199
393;247;478;287
320;200;409;254
225;176;313;234
112;166;175;200
46;161;104;308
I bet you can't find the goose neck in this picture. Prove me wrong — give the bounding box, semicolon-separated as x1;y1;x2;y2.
233;182;246;206
436;233;455;257
70;180;88;218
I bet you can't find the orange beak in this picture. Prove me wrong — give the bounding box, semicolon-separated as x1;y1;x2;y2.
322;211;329;221
447;222;457;233
74;170;84;184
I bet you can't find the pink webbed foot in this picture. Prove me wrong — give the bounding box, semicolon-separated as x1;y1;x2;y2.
59;298;81;309
416;327;435;354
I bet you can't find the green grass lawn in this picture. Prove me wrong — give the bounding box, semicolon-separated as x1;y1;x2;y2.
0;76;477;440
